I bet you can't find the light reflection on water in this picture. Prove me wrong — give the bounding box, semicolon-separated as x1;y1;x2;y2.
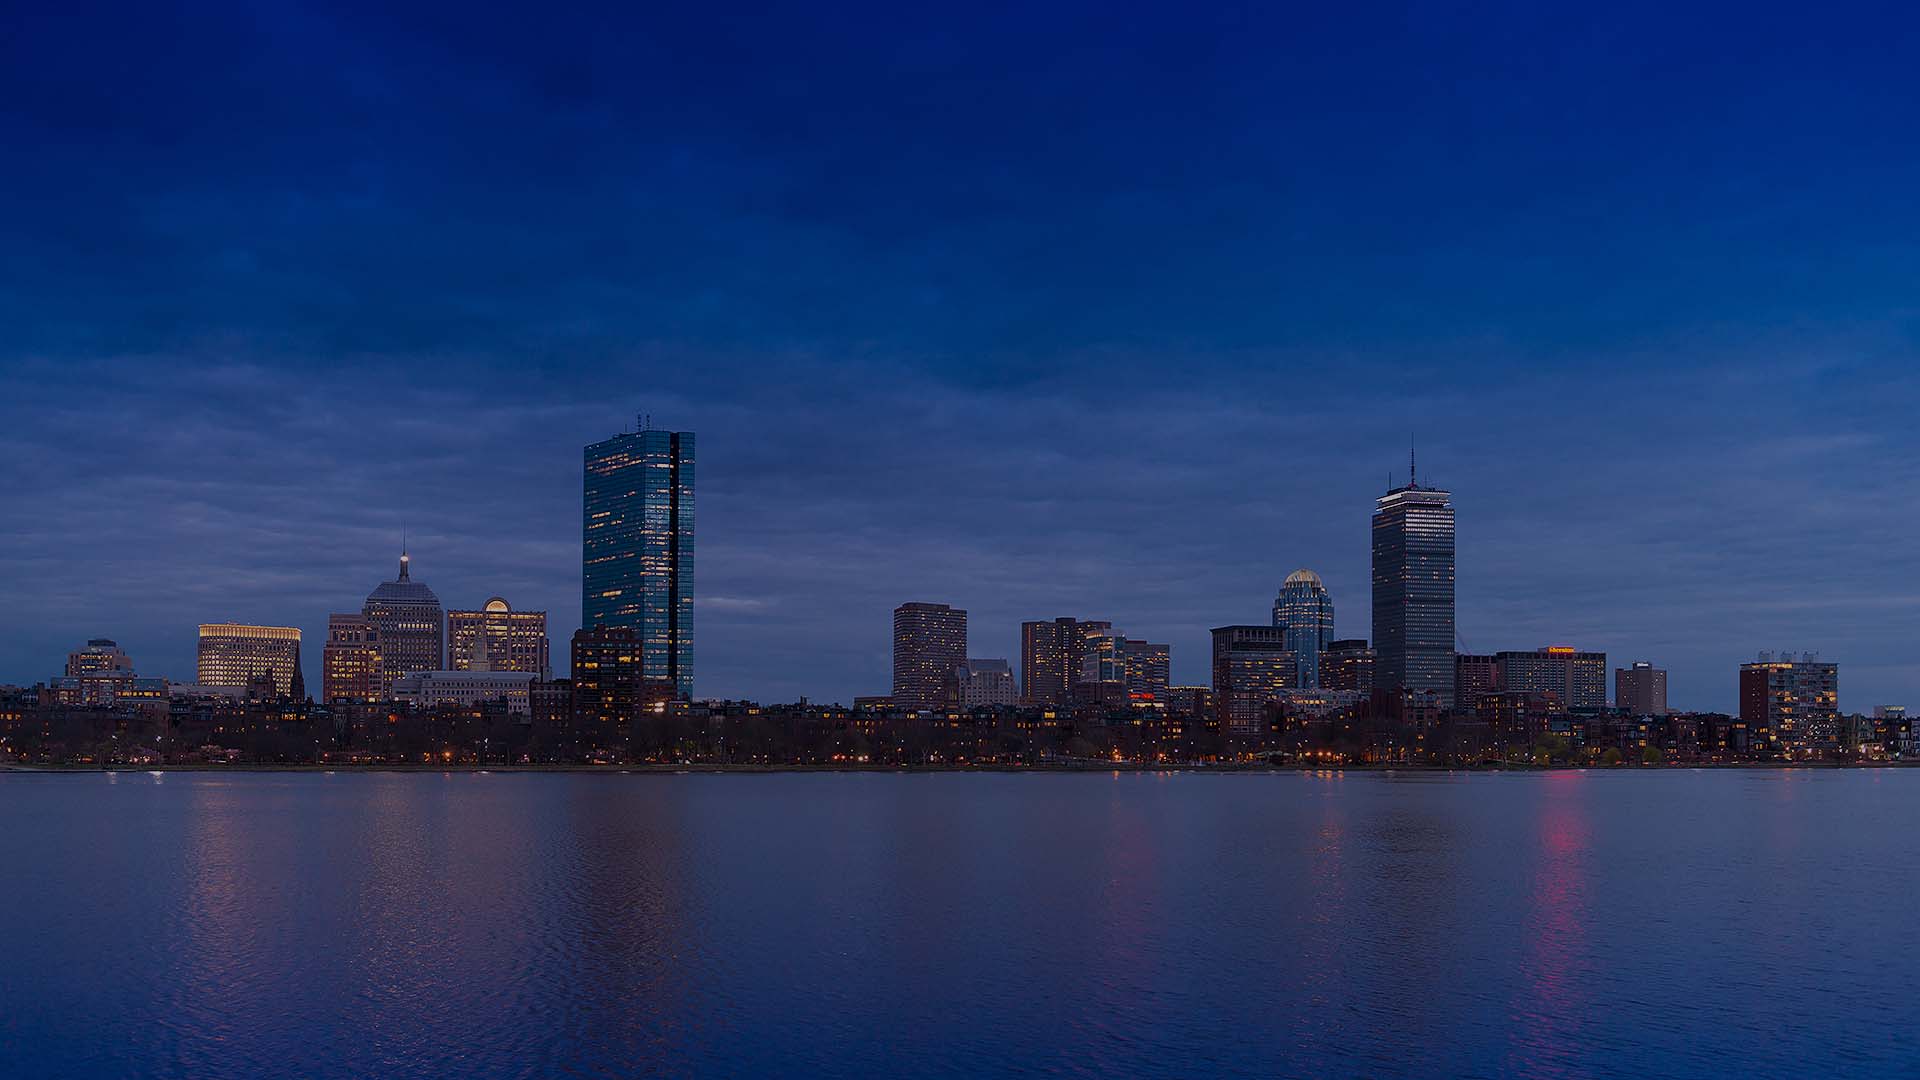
2;770;1917;1079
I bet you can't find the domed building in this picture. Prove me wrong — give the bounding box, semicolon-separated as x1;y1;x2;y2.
1272;569;1335;688
362;551;445;693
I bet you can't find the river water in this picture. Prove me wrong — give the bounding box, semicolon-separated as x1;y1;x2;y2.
2;769;1914;1078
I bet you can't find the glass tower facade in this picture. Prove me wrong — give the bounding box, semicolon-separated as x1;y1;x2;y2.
1371;481;1455;706
1271;569;1335;688
584;429;695;698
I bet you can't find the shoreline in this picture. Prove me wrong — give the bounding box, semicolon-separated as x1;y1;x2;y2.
4;760;1914;775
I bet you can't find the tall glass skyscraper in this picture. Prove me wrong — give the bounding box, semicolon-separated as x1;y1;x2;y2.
584;427;694;697
1271;569;1335;688
1371;475;1455;706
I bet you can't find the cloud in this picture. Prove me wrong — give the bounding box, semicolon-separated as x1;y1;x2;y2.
5;2;1920;709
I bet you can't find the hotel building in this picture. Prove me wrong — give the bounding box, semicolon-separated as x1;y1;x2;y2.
197;623;304;697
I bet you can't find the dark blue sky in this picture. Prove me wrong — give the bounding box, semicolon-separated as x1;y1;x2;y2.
5;2;1919;710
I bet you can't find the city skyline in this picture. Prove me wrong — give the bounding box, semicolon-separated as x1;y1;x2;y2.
0;430;1891;716
6;5;1920;711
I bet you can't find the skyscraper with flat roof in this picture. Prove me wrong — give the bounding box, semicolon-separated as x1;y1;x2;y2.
1120;639;1171;700
1455;654;1498;706
1498;647;1606;712
321;614;382;703
1020;617;1106;705
1371;466;1455;706
1320;639;1375;694
893;602;967;711
197;623;304;697
1211;625;1296;733
584;426;694;697
1616;662;1668;716
1272;569;1335;688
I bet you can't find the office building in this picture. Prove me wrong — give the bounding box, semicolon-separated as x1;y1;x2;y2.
1211;625;1296;733
1021;617;1105;705
391;670;535;716
1121;639;1171;700
448;598;550;677
1498;647;1607;713
65;638;133;677
1371;467;1455;705
571;626;675;727
1319;639;1375;694
893;602;967;710
1616;662;1669;716
1455;654;1498;706
321;614;383;703
1739;653;1839;750
1272;569;1335;687
583;425;695;697
362;552;445;691
197;623;304;698
955;659;1017;708
1075;624;1130;705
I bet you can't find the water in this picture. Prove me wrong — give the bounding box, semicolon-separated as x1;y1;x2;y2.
1;769;1915;1079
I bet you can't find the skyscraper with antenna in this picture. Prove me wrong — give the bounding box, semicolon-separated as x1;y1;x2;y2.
1371;448;1455;706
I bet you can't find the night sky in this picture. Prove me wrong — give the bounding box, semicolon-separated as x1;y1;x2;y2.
5;2;1919;710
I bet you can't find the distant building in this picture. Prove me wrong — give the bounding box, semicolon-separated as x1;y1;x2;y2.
570;626;675;728
583;426;695;697
1275;688;1365;719
362;552;445;691
45;672;167;707
197;623;304;698
1074;624;1130;705
1211;625;1296;733
1739;653;1839;751
1120;639;1171;700
65;638;133;677
1371;470;1455;705
955;659;1017;708
1454;654;1498;706
1476;691;1559;744
893;602;967;711
1165;686;1212;720
1020;618;1102;705
321;614;383;703
391;670;535;715
448;598;551;677
1319;639;1375;694
1272;569;1335;688
1498;647;1607;713
1616;662;1669;716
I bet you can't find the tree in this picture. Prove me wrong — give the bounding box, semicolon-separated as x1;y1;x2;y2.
1602;747;1623;766
1641;745;1665;765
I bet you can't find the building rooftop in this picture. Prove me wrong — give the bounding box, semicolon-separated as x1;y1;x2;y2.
366;553;441;607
